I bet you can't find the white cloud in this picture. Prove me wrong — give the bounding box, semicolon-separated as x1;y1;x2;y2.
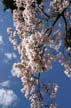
0;80;10;88
0;35;4;53
11;69;17;77
0;35;4;45
0;88;18;108
4;52;17;60
11;67;20;77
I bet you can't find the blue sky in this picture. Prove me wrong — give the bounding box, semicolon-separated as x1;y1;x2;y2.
0;1;71;108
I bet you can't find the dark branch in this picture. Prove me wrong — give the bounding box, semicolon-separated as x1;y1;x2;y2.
62;14;68;40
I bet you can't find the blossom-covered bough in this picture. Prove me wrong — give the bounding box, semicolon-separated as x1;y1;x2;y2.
7;0;71;108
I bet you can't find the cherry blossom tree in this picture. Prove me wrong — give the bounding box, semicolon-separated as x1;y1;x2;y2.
7;0;71;108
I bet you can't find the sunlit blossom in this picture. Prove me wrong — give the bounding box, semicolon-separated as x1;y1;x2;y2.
7;0;71;108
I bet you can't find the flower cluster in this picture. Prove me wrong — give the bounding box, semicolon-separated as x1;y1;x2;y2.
50;0;69;13
20;32;52;73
